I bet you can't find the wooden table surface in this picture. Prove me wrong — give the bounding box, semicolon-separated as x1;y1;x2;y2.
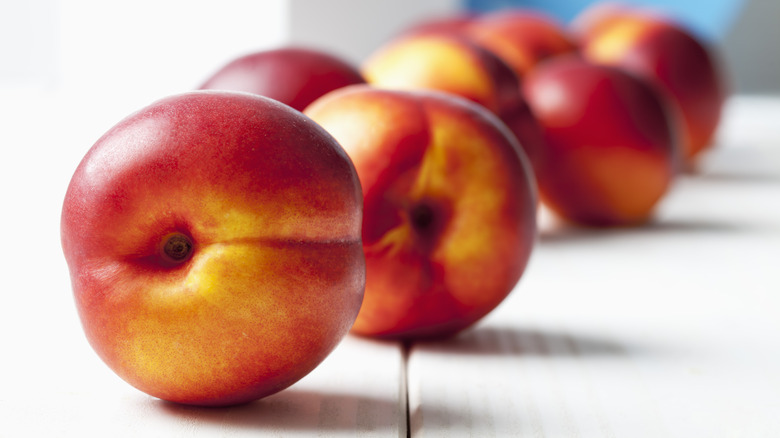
2;92;778;437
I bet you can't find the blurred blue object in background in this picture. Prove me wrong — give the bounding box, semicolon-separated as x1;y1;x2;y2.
464;0;744;42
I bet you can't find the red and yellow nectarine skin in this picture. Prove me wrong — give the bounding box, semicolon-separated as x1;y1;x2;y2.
522;56;678;226
305;86;537;339
577;9;727;164
199;47;366;111
463;9;579;78
361;32;547;181
363;33;515;117
61;91;365;406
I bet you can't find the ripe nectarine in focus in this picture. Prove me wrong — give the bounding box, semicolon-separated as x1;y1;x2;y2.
61;91;365;406
306;85;537;339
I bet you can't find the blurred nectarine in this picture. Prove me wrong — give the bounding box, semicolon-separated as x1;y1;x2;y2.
523;56;679;226
200;47;365;111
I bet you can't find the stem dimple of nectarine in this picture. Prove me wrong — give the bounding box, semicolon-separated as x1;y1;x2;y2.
410;203;436;232
163;233;193;263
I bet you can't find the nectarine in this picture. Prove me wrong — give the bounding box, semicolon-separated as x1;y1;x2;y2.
522;56;679;226
306;85;537;339
577;7;727;165
464;9;579;78
61;91;365;406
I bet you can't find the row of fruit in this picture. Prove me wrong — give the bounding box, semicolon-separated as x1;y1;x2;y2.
61;2;727;407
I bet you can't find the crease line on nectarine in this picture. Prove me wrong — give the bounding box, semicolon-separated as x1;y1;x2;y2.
61;90;366;407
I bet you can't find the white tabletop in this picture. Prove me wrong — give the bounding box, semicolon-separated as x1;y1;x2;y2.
1;92;778;437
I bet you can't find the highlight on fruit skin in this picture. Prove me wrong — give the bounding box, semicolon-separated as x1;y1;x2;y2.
306;84;538;340
61;90;366;407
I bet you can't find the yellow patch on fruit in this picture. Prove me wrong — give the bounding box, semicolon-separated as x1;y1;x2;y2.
120;242;299;400
478;37;535;78
188;192;353;244
371;223;413;257
409;130;458;200
585;20;648;63
579;145;671;223
363;36;496;111
423;109;518;306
